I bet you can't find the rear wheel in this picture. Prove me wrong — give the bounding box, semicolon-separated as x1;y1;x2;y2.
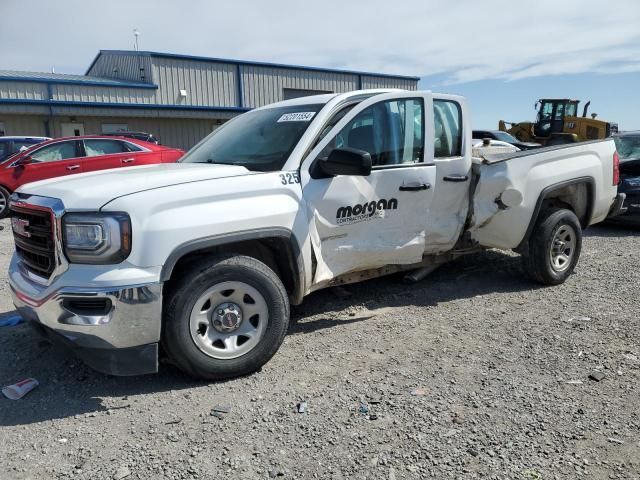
521;208;582;285
163;254;290;380
0;186;11;219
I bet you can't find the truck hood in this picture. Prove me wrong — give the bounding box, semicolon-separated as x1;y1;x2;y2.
17;163;256;210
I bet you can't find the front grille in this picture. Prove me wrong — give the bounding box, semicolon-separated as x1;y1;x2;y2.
11;205;56;278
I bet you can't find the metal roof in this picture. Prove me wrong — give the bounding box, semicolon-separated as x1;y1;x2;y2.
0;70;156;89
87;50;421;81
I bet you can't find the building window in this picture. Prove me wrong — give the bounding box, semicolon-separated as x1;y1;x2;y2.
101;123;129;134
282;88;333;101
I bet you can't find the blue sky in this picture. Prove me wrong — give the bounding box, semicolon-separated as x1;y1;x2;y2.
1;0;639;130
425;71;640;131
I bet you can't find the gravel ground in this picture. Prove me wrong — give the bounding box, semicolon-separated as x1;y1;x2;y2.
0;217;639;480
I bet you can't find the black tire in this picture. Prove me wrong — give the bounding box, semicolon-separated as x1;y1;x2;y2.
162;254;290;380
0;186;11;219
521;208;582;285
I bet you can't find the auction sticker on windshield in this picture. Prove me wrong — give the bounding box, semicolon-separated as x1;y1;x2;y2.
277;112;316;122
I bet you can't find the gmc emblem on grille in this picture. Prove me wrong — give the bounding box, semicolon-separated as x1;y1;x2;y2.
11;218;31;238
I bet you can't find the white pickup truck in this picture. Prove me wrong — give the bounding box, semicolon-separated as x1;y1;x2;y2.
9;89;624;379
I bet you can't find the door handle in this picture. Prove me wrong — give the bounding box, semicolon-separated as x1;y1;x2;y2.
121;158;135;163
66;165;80;171
443;174;469;182
399;183;431;192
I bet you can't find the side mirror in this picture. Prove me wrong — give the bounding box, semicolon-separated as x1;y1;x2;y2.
317;147;372;177
17;155;32;166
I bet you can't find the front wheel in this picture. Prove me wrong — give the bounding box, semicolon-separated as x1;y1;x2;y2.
163;255;290;380
521;208;582;285
0;186;11;219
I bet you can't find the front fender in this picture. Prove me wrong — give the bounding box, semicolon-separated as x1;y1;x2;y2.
100;172;310;278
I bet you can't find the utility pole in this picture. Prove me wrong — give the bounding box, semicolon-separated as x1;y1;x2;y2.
133;28;140;51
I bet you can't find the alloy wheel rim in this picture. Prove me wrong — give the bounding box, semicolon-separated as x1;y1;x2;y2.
189;281;268;360
549;224;576;272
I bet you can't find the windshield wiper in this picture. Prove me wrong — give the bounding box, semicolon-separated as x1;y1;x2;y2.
193;158;229;165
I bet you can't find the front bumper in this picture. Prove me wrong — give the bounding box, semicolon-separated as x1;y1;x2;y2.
10;256;163;376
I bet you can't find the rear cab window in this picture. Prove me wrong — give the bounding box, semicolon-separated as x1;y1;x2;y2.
433;100;463;157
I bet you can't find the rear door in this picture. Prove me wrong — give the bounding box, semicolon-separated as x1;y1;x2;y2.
301;92;437;284
424;97;472;253
81;138;158;171
11;140;84;187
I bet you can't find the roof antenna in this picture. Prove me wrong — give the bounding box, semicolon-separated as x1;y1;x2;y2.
133;28;140;52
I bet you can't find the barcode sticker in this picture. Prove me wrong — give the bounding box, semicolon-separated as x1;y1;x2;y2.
277;112;316;123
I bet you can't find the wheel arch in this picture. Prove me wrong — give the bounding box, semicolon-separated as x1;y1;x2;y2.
161;228;305;305
516;176;594;252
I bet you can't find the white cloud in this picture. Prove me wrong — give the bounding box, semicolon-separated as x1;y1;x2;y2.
0;0;639;84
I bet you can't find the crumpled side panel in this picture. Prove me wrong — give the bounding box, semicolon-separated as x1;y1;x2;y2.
310;208;425;285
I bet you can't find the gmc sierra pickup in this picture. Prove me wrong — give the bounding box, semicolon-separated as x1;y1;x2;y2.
8;89;624;379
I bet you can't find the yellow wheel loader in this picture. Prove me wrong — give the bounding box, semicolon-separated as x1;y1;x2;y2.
499;99;618;146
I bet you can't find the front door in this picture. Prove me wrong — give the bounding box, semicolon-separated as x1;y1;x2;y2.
301;92;437;285
61;123;85;137
12;140;84;186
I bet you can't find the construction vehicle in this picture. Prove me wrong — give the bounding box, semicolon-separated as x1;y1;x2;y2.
499;99;618;146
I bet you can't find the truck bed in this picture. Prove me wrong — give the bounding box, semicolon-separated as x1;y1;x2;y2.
475;138;613;165
469;138;618;250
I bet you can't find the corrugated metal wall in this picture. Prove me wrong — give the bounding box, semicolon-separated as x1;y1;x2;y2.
50;84;156;105
151;57;238;107
240;66;359;108
0;114;47;136
361;75;417;90
87;53;154;84
0;81;157;106
149;57;418;109
0;81;48;100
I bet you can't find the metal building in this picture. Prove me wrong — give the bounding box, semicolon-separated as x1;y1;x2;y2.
0;50;419;150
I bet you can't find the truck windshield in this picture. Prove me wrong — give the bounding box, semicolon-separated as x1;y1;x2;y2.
181;104;324;172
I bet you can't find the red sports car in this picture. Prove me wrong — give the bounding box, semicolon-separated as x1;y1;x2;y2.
0;136;184;217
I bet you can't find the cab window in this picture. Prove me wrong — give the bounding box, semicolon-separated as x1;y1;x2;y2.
433;100;462;157
319;98;424;167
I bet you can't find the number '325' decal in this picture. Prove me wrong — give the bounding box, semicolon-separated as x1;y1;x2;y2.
279;172;300;185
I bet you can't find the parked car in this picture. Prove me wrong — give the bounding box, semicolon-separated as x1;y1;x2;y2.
103;131;160;144
609;131;640;226
8;90;622;379
472;138;520;152
0;136;50;162
0;136;183;217
473;130;542;150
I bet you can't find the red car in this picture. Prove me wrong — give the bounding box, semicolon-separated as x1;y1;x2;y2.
0;136;183;217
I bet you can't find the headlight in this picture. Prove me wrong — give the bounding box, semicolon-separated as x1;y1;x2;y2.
62;213;131;264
